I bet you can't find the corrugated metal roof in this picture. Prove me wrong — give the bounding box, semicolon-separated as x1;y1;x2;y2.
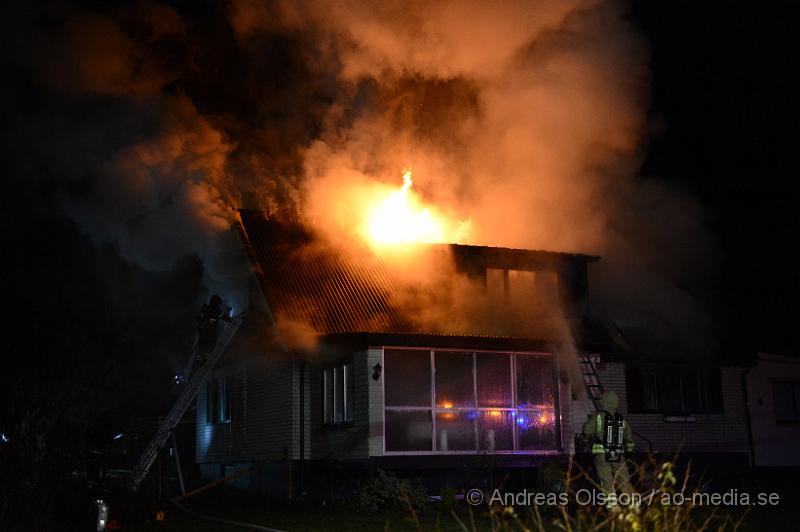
238;209;607;344
239;209;415;334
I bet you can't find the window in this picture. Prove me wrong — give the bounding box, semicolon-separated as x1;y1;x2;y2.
383;348;558;453
486;268;505;301
206;376;233;424
773;382;800;422
626;365;723;414
485;268;559;308
206;381;217;423
220;376;232;422
324;363;354;425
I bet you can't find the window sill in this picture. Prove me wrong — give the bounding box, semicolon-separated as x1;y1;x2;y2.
662;415;697;423
382;449;561;456
323;421;354;430
631;411;721;417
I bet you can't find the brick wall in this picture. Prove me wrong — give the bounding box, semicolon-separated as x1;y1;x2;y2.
575;362;750;454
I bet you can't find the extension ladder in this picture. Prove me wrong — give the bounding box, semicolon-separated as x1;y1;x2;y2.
578;354;604;410
130;316;243;491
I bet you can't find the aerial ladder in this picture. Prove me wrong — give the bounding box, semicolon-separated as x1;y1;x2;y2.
130;316;243;491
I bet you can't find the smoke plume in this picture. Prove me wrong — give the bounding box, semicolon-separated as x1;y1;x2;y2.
3;0;717;354
258;0;715;354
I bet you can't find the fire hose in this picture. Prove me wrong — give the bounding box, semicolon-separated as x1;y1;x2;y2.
169;465;287;532
170;499;286;532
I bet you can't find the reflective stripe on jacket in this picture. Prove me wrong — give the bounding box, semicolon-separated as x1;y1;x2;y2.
589;412;635;454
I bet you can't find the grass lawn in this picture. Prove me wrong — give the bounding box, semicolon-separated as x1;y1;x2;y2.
124;488;488;531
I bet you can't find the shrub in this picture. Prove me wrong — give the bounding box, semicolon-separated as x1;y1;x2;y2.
480;455;747;531
356;469;427;513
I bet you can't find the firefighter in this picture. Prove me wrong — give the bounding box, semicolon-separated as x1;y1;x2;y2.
196;295;231;355
581;390;635;494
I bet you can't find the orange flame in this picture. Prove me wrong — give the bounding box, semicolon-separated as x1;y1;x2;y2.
364;168;470;247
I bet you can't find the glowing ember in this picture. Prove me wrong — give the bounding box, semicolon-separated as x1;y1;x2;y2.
364;168;469;246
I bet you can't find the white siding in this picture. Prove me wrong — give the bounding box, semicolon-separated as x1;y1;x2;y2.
746;353;800;466
367;347;384;456
196;350;294;464
309;350;371;460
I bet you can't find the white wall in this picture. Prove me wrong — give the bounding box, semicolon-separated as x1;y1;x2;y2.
367;347;384;456
746;353;800;466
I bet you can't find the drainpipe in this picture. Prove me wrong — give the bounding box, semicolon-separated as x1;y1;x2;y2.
741;364;757;468
299;360;306;497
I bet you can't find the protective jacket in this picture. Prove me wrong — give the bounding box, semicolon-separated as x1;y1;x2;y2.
581;391;635;458
197;299;230;347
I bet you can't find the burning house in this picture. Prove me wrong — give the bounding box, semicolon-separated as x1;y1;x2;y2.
194;204;751;498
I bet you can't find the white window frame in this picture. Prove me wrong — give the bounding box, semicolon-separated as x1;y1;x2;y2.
380;346;561;455
324;363;354;426
205;376;232;424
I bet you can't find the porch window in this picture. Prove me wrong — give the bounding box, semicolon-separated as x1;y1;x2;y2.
324;363;354;425
383;348;558;453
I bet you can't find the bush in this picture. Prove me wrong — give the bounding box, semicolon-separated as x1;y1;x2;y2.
356;469;427;513
478;455;747;532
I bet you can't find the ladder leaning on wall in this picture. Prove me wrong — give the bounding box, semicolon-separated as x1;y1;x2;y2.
577;353;653;453
578;354;604;411
130;315;243;492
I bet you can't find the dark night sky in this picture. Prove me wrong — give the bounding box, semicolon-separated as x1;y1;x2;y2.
1;0;799;426
631;0;800;356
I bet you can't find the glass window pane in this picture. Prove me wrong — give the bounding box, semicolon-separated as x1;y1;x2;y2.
385;349;431;407
516;410;557;450
385;410;432;451
221;376;232;422
487;268;505;301
476;353;512;407
436;411;476;451
435;351;474;409
534;270;560;310
508;270;535;305
643;371;658;411
334;366;344;423
682;370;702;412
323;369;333;424
657;370;682;412
219;379;225;422
774;382;795;422
206;381;214;423
478;410;514;451
210;379;220;423
794;385;800;421
344;364;354;422
515;355;554;409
